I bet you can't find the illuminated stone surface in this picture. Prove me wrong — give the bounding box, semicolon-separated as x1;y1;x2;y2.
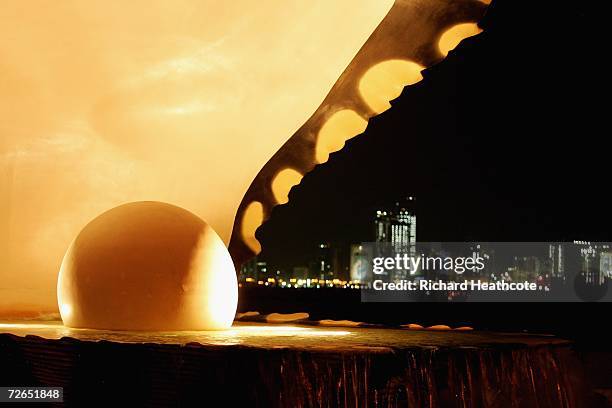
57;201;237;330
0;321;583;406
0;321;568;349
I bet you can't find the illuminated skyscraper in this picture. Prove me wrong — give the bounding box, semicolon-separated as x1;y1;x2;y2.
548;243;565;281
600;252;612;280
575;241;611;285
374;197;417;279
315;243;333;281
375;197;416;248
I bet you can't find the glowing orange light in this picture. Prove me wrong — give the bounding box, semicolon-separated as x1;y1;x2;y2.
271;168;303;205
241;201;264;253
359;60;424;113
438;23;482;57
315;110;368;163
0;0;394;314
57;202;237;330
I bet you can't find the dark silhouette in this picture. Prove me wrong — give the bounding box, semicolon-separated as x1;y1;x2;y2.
247;1;611;348
259;1;609;263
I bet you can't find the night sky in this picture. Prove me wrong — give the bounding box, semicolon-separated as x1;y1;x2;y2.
258;1;610;267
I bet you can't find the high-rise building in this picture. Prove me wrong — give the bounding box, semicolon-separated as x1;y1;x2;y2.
600;252;612;281
374;197;417;280
375;197;416;248
575;241;611;285
350;244;370;283
315;243;333;281
548;243;565;281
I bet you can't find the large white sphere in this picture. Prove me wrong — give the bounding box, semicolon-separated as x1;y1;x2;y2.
57;201;238;330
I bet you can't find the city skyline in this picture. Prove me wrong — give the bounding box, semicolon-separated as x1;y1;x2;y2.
241;197;612;298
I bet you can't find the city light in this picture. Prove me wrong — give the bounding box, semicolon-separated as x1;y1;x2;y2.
239;191;611;297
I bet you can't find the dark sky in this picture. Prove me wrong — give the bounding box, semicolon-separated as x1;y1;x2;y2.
258;1;610;267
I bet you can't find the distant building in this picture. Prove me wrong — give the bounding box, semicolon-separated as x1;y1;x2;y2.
350;244;370;283
239;257;268;283
292;266;310;280
575;241;611;285
470;243;495;277
601;252;612;280
331;244;350;283
314;243;333;281
510;256;542;282
375;197;416;249
548;243;565;281
374;197;417;280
